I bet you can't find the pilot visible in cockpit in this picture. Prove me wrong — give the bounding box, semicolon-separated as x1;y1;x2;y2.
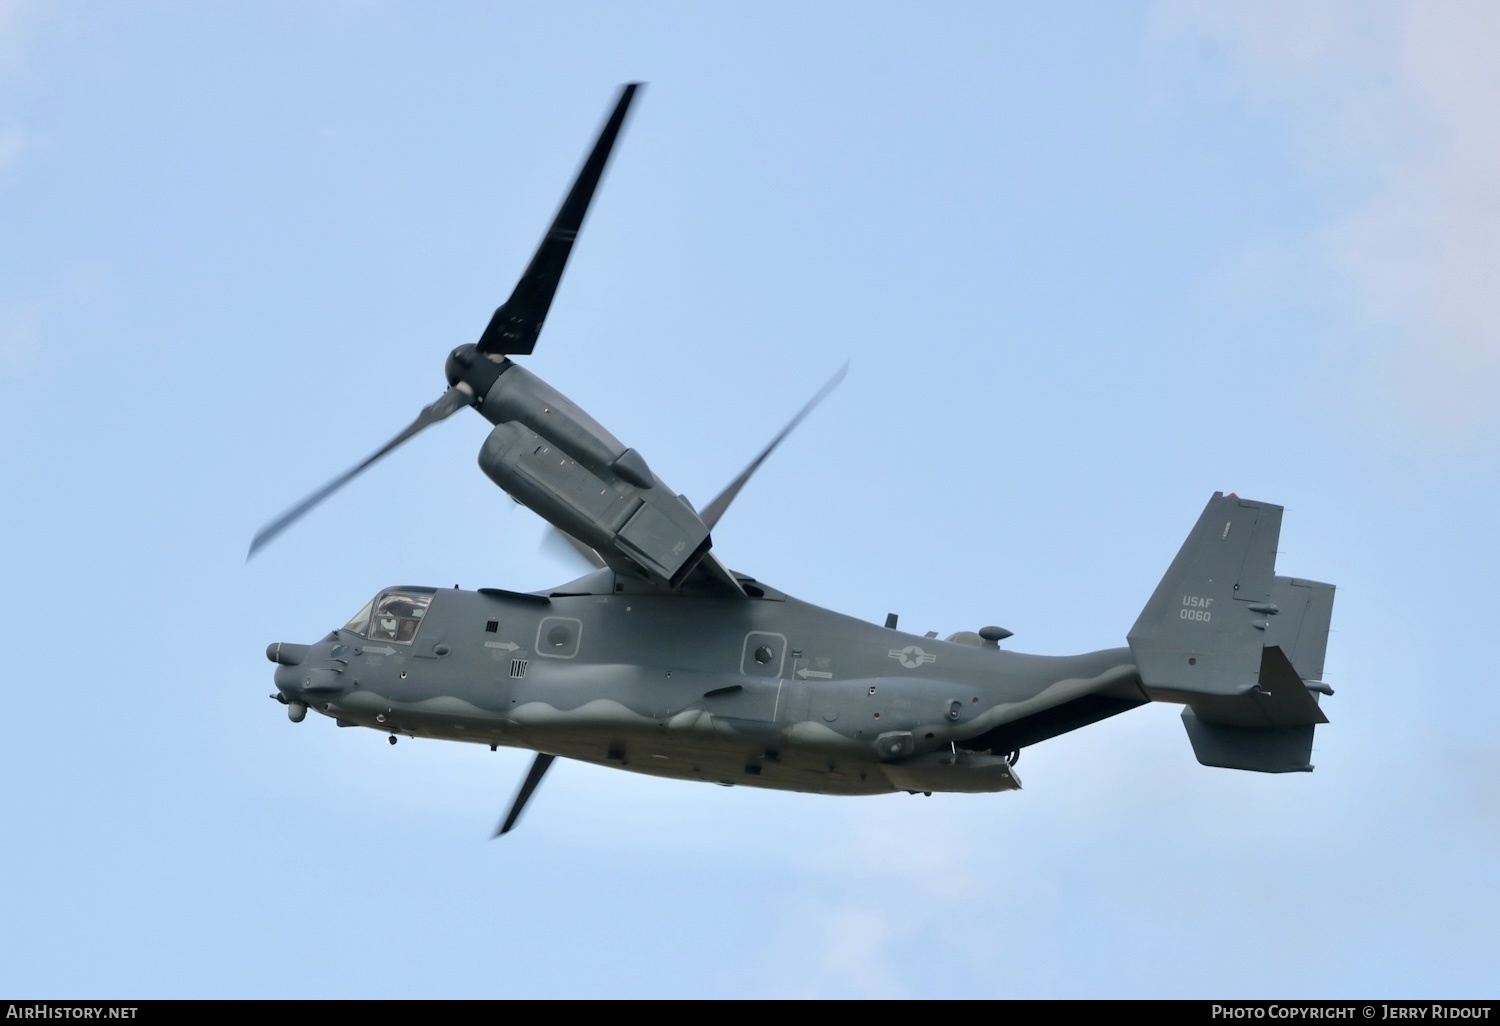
368;590;428;644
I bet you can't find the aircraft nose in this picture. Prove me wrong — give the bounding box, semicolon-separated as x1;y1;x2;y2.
273;662;303;695
270;661;309;721
269;642;310;703
268;641;345;716
267;642;309;666
274;663;344;697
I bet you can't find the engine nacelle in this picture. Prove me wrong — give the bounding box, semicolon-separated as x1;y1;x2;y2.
475;364;712;589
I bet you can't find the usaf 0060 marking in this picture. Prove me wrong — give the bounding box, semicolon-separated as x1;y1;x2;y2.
250;84;1339;837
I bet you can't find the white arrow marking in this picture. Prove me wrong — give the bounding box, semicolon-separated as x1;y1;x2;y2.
485;641;520;651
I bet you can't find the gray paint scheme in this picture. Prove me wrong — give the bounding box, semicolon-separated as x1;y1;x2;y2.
1125;492;1336;772
273;569;1142;797
256;86;1339;832
267;488;1336;828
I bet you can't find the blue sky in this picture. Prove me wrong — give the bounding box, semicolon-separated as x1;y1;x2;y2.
2;0;1497;999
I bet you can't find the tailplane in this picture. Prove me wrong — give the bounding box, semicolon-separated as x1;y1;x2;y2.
1127;492;1336;773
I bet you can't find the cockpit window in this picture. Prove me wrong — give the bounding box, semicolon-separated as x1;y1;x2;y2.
344;587;435;644
343;600;374;636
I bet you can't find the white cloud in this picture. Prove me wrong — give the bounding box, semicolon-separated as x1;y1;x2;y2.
1158;0;1500;441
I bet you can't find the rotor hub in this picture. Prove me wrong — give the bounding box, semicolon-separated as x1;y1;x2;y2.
445;344;477;388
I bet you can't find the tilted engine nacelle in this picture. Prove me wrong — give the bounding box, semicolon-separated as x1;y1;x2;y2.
474;362;712;589
244;84;720;589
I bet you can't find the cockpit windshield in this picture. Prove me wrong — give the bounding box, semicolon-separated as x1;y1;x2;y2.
342;587;435;644
342;599;374;636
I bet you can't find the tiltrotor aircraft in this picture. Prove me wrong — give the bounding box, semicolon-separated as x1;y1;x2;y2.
252;84;1338;836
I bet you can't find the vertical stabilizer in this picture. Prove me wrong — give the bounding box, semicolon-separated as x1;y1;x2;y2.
1129;493;1337;773
1128;492;1283;701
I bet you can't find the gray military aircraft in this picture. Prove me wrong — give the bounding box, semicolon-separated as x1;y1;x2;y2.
252;84;1337;836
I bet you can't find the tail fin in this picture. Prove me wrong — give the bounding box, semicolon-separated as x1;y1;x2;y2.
1127;492;1336;773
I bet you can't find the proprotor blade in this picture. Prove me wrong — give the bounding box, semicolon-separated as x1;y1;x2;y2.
699;363;849;530
247;386;472;559
541;525;607;572
494;752;556;837
476;83;642;357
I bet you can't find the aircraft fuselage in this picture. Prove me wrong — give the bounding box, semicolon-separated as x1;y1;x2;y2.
270;569;1142;796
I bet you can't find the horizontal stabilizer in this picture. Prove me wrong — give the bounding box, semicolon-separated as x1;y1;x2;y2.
1187;645;1328;729
1179;641;1326;774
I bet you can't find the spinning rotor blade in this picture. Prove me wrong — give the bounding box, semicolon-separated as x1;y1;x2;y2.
250;86;645;560
247;386;472;559
537;363;848;572
699;363;848;530
494;752;556;837
541;525;607;572
477;83;641;357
